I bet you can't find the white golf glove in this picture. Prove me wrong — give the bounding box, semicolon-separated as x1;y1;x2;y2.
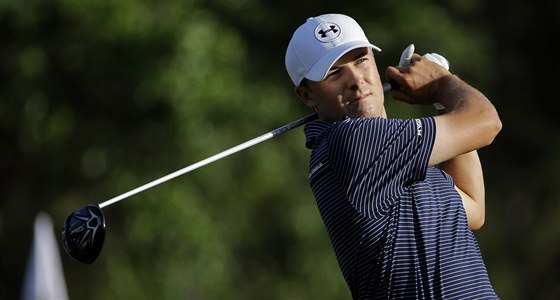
398;44;449;69
398;44;449;110
398;43;415;67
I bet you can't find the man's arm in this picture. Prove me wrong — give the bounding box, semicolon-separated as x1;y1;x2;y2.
439;151;485;230
427;71;498;230
386;54;501;230
435;105;486;230
385;54;502;166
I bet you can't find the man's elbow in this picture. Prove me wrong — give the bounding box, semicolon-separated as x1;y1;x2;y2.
480;108;503;147
489;112;502;142
469;215;485;231
464;200;486;231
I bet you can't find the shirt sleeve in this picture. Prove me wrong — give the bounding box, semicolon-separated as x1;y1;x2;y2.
329;117;436;219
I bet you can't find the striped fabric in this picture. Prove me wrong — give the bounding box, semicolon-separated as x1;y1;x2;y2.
304;117;497;299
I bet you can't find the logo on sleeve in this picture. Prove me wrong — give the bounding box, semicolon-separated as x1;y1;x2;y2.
415;119;423;137
309;162;324;178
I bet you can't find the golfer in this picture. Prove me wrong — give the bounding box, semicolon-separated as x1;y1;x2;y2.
285;13;501;299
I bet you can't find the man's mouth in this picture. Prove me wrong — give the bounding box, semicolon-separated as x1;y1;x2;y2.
345;93;371;105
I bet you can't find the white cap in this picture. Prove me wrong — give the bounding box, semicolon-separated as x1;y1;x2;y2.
285;14;381;86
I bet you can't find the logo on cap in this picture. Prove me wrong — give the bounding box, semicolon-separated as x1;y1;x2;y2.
315;22;341;42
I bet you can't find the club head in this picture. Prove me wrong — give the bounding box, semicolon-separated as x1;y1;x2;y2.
62;204;106;264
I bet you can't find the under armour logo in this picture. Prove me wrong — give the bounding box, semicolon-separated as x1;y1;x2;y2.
318;26;338;38
315;22;341;42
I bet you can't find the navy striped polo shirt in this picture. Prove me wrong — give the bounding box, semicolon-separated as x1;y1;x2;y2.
304;117;497;299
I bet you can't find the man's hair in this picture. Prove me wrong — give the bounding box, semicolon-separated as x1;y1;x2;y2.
299;78;310;88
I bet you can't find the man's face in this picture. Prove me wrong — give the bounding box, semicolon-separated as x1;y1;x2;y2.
296;47;385;122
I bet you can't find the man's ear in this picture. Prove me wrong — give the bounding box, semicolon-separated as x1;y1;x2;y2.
295;86;316;108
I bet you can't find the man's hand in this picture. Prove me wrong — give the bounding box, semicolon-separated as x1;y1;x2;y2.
397;44;448;110
398;44;449;70
386;53;452;105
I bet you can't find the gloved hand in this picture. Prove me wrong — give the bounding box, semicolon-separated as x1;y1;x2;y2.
398;44;415;67
423;53;449;70
398;44;449;70
398;44;449;110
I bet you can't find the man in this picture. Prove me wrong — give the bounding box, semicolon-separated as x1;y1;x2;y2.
285;13;502;299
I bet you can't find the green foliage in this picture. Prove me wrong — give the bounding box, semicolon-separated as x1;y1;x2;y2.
1;0;558;299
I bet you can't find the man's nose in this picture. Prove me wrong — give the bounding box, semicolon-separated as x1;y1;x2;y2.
345;67;364;89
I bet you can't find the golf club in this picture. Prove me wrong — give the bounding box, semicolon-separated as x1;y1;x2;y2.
62;83;394;264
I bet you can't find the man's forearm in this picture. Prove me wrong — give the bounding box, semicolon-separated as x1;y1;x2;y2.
438;150;486;229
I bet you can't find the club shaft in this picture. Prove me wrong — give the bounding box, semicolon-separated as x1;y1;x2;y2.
98;83;393;209
98;113;318;209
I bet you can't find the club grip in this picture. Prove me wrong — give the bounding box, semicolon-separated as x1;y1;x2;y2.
383;81;399;92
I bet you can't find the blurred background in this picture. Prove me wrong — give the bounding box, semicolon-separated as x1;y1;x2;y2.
1;0;558;299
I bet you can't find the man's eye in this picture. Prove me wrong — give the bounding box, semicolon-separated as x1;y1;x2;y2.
356;57;367;64
326;69;339;77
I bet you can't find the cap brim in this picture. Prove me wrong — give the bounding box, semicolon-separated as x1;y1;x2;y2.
305;42;381;82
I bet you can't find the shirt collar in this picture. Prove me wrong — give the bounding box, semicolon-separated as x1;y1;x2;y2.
304;120;335;149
